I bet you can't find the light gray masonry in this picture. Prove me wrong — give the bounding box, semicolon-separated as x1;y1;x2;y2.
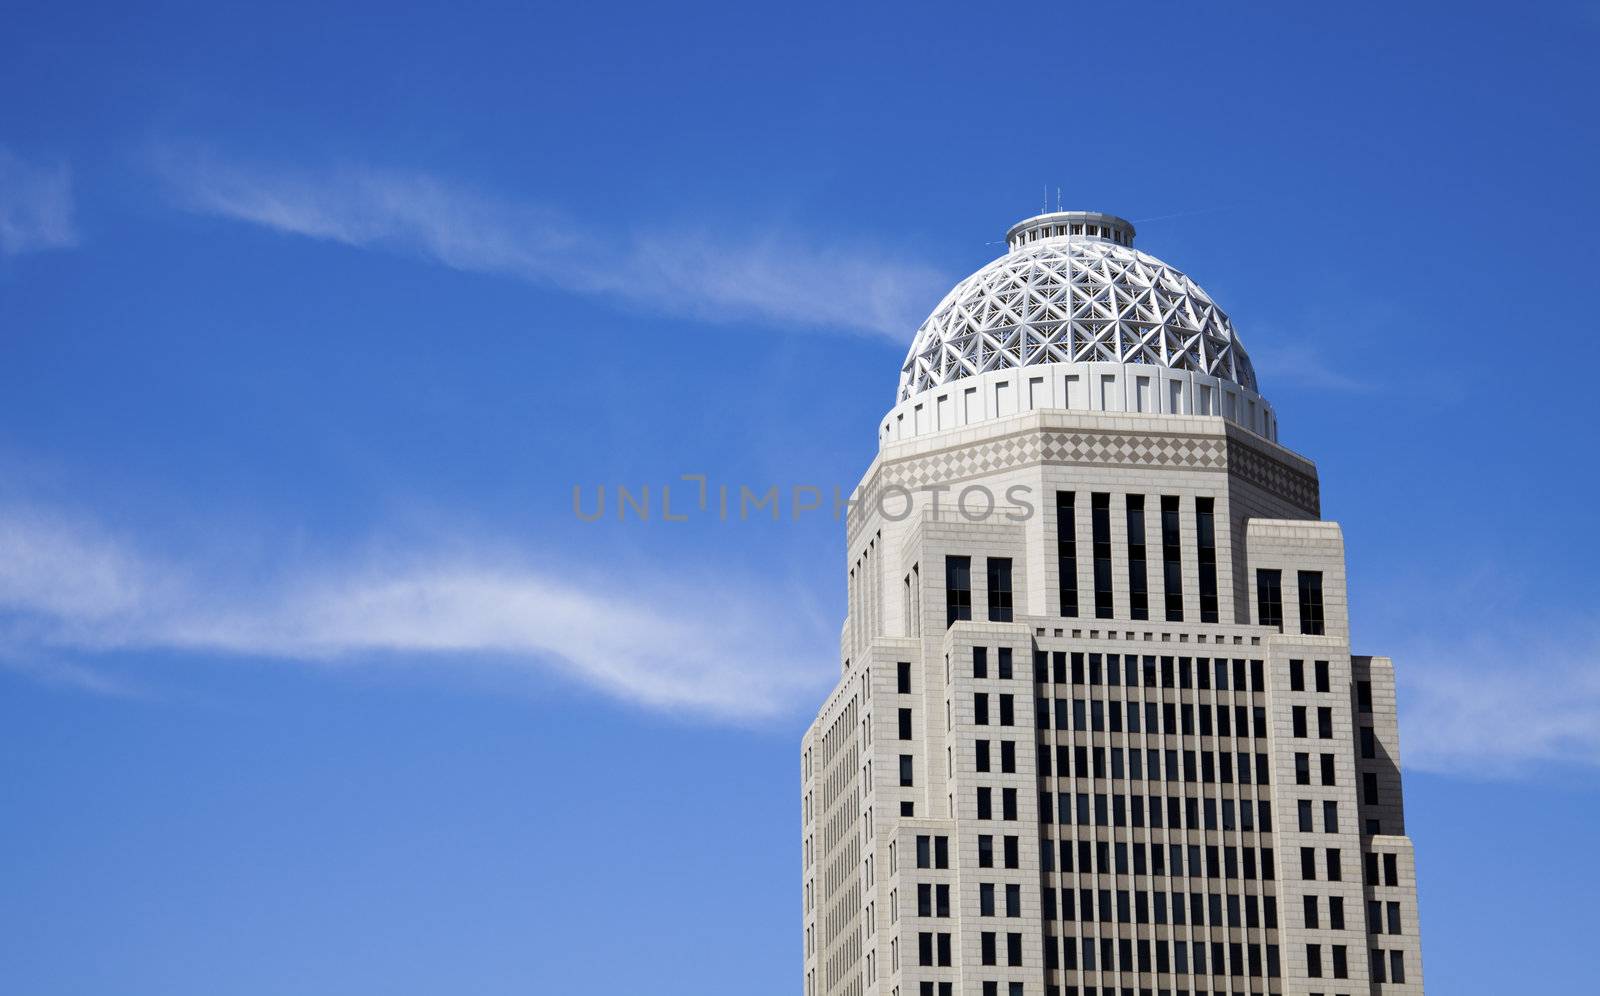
801;215;1424;996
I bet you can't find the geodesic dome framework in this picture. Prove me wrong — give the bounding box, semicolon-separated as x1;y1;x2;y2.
897;221;1257;403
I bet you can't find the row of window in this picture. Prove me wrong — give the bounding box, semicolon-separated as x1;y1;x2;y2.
1288;659;1332;693
1050;838;1277;882
974;693;1018;726
1293;751;1339;786
975;646;1015;678
1042;834;1277;877
1293;705;1336;739
976;786;1019;820
1256;569;1325;635
1057;492;1221;624
1302;894;1347;930
1040;748;1274;797
1039;698;1270;740
1370;948;1409;983
1050;934;1281;979
1034;652;1268;694
1041;741;1270;781
1296;799;1341;834
981;930;1026;966
1040;792;1273;834
1365;851;1403;887
1302;943;1349;980
1367;899;1404;935
1298;846;1345;882
947;556;1013;626
1049;888;1278;930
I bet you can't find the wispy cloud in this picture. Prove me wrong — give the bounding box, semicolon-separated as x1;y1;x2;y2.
1249;340;1372;393
0;504;833;721
0;147;76;255
1395;633;1600;778
150;145;948;338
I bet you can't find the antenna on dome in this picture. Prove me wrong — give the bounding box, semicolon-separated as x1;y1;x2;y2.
1056;187;1062;212
1042;185;1048;214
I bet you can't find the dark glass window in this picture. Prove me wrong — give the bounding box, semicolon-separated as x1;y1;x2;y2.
898;708;913;740
973;646;988;678
997;647;1012;680
899;754;914;786
1126;495;1148;620
1257;569;1283;629
1161;495;1183;621
987;558;1013;622
945;556;972;627
1056;491;1078;618
1298;570;1325;635
1091;493;1113;618
1289;659;1305;691
1196;497;1218;622
1315;659;1331;692
897;661;912;694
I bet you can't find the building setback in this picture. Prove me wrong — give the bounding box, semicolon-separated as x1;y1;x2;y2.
801;212;1424;996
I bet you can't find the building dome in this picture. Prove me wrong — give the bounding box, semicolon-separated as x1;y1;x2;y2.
897;211;1257;402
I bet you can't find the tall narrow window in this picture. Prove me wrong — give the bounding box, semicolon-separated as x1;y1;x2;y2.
987;558;1013;622
1057;491;1078;618
1126;495;1149;620
945;556;972;628
1160;495;1183;621
1257;569;1283;630
1298;571;1325;635
1196;497;1219;623
1091;493;1113;619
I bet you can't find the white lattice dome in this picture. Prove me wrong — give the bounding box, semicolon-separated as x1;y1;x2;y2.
897;211;1257;402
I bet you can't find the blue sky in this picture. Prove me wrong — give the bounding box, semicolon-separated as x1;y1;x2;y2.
2;1;1598;992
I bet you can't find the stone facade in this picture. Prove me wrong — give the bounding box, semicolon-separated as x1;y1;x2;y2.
801;410;1425;996
801;213;1424;996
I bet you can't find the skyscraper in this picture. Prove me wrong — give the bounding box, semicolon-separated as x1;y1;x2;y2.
800;212;1423;996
